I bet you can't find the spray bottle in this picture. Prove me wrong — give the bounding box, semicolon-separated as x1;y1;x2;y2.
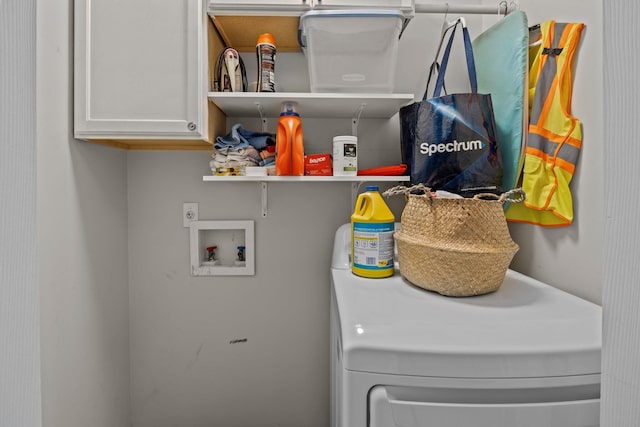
275;102;304;176
256;33;276;92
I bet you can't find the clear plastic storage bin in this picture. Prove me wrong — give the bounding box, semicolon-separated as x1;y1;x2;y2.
299;10;404;93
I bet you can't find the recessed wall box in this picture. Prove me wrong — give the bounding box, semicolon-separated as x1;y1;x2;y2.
189;220;255;276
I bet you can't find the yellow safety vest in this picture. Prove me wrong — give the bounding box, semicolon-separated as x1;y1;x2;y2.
506;21;584;226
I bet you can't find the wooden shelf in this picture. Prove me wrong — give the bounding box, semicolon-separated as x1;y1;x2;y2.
206;5;414;52
210;15;303;52
207;92;414;118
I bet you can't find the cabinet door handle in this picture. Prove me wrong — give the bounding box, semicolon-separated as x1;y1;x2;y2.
187;122;197;131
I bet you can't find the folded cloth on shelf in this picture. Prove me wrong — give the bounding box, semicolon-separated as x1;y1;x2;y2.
225;148;260;165
211;145;262;170
210;157;258;171
260;156;275;167
216;146;262;162
214;123;276;150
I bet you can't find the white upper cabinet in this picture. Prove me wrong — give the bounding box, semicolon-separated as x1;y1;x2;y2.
74;0;210;148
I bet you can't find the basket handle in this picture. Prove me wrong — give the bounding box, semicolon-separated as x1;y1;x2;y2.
473;188;526;204
383;184;432;199
384;185;525;204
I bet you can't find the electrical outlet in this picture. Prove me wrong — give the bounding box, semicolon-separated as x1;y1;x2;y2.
183;203;199;227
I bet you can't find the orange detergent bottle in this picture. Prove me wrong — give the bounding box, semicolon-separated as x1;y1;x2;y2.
275;102;304;176
351;186;395;278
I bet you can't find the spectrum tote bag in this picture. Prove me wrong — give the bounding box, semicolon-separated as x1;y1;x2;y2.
399;19;503;197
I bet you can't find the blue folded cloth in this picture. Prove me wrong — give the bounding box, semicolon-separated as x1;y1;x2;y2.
214;123;275;150
260;157;276;167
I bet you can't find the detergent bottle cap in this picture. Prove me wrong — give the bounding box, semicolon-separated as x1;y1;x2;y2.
280;102;300;117
365;185;380;192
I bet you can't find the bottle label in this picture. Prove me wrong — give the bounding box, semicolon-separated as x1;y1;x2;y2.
333;138;357;176
352;222;394;270
257;44;276;92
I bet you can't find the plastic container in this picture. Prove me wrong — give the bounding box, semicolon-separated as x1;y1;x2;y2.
275;102;305;176
333;135;357;176
351;186;395;278
256;33;276;92
298;10;403;93
244;166;268;176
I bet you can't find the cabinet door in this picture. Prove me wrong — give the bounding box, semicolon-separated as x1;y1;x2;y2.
74;0;207;141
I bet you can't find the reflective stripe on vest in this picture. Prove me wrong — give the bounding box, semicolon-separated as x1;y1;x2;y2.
506;20;584;227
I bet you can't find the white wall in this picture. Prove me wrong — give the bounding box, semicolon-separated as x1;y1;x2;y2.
126;4;485;427
37;1;131;426
492;0;604;304
128;151;351;427
0;2;41;427
601;1;640;425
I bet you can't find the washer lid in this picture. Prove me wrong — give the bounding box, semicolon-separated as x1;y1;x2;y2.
331;268;601;379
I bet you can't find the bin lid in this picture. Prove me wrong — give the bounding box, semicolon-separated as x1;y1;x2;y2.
298;9;404;48
300;8;404;21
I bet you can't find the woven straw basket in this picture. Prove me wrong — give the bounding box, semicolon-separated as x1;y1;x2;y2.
384;184;525;297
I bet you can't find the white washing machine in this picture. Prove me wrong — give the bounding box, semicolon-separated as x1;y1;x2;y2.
330;224;602;427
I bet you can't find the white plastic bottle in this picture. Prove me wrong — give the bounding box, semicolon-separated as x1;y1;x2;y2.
333;135;357;176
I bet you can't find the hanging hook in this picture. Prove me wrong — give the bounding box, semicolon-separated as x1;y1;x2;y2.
498;0;508;16
352;103;366;137
255;102;267;132
440;3;453;38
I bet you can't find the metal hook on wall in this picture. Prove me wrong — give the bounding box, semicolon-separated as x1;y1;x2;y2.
498;1;508;17
351;103;366;137
255;102;267;132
